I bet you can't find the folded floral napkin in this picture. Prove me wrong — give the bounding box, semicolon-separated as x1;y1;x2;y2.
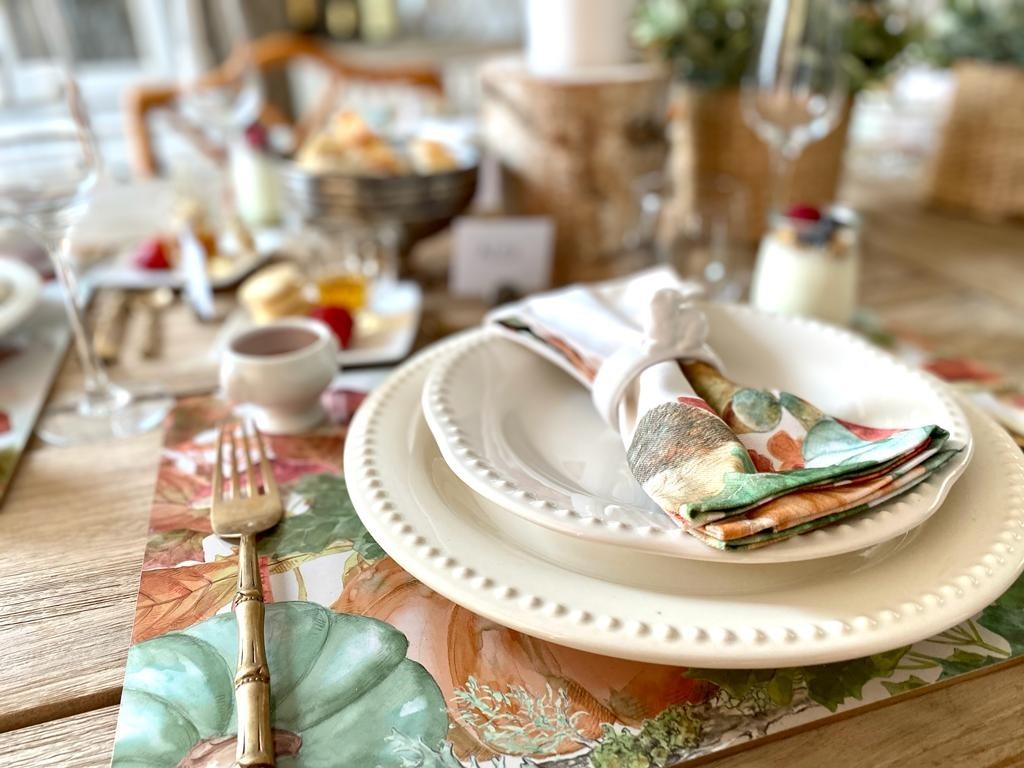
487;268;961;550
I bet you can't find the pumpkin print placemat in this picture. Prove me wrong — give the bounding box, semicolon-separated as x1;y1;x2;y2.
112;372;1024;768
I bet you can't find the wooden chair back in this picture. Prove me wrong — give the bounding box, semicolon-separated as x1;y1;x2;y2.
122;32;444;176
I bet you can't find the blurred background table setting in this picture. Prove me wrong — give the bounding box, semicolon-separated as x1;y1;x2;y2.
1;1;1023;766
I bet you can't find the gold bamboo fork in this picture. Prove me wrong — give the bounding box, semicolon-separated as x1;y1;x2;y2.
212;421;282;768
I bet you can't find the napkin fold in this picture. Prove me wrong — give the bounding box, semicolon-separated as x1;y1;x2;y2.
487;268;961;550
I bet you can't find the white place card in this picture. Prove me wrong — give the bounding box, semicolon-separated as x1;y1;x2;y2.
449;216;555;301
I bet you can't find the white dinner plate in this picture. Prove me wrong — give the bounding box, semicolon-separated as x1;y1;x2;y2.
422;309;973;564
345;337;1024;667
218;279;423;368
0;258;42;338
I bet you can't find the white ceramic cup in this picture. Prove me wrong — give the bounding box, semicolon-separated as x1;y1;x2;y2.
220;318;339;434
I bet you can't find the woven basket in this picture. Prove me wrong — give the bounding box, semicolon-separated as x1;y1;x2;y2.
670;87;852;242
928;61;1024;221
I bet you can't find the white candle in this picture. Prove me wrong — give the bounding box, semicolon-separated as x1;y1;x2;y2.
525;0;634;76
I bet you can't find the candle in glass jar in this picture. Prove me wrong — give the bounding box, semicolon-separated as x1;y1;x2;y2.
229;131;282;227
749;206;860;326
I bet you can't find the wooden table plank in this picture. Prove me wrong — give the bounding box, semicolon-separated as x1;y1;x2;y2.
0;431;157;731
845;176;1024;313
0;706;119;768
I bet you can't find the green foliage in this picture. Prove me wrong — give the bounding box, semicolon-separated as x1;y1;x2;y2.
687;646;908;714
452;677;587;755
257;473;382;560
881;675;928;695
590;705;703;768
978;575;1024;656
913;0;1024;68
935;649;992;677
387;731;465;768
801;647;907;711
633;0;756;87
632;0;915;90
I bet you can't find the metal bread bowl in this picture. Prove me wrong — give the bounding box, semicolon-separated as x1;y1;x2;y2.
280;143;479;249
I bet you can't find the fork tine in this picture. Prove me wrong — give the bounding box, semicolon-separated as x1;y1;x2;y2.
252;422;278;502
228;426;241;499
213;425;225;504
242;421;259;497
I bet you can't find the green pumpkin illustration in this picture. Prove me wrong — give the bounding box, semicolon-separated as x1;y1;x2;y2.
112;601;449;767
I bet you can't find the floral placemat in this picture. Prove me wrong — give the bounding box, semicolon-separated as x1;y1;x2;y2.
0;287;70;503
112;371;1024;768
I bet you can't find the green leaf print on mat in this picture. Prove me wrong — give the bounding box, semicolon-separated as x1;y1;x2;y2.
686;646;908;713
978;575;1024;656
258;474;382;560
881;675;929;696
112;601;448;767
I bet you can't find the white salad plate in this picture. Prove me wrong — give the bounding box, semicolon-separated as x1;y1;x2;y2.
0;257;42;338
345;338;1024;667
422;308;973;564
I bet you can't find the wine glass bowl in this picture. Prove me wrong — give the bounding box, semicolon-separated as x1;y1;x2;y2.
0;128;99;236
171;0;263;136
742;0;847;214
0;3;171;444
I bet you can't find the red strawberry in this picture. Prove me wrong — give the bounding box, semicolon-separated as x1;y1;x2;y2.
310;305;354;349
785;204;822;221
134;238;171;270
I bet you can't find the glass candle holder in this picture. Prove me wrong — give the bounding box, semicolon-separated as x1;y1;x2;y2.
749;205;860;326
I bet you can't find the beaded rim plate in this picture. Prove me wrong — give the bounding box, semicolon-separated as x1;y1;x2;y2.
422;308;973;564
345;337;1024;667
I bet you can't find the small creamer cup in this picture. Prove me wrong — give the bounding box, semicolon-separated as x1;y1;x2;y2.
220;318;339;434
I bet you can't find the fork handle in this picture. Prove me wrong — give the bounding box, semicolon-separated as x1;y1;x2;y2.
234;533;275;767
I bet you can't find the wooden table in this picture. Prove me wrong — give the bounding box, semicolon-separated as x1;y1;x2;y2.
2;181;1024;767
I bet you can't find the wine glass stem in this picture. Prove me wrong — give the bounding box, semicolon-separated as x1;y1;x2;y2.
769;147;792;219
48;233;113;402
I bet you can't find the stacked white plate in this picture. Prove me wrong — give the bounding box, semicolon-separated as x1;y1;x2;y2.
344;303;1024;667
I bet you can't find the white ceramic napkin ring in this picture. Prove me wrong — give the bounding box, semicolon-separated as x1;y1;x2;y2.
591;288;724;428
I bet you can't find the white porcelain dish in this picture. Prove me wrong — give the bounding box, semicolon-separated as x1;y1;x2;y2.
337;280;422;367
88;229;278;291
0;258;42;338
423;310;973;564
345;337;1024;667
218;279;422;368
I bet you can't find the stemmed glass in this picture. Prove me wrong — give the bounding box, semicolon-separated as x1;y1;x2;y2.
0;4;171;445
166;0;265;273
170;0;262;137
742;0;848;217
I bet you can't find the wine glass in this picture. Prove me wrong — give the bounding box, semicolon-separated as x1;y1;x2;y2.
167;0;266;239
0;4;171;445
742;0;848;217
170;0;262;136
